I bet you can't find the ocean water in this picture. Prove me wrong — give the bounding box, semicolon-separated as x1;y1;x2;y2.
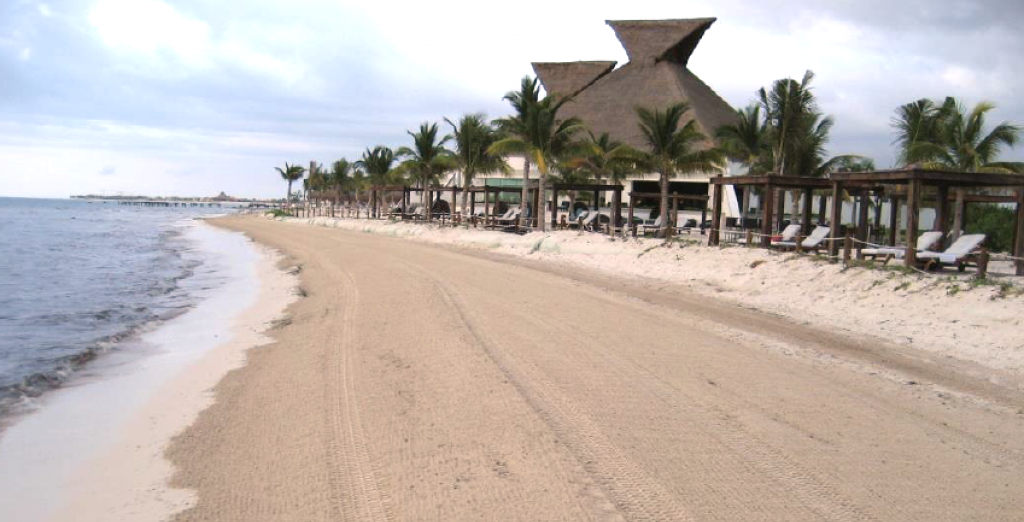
0;197;233;420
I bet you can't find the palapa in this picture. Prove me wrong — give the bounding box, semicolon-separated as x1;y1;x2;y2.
533;18;737;156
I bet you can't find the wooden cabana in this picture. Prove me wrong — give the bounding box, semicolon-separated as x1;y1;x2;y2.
549;183;624;230
830;169;1024;272
368;184;464;220
626;191;709;237
709;175;834;247
464;183;540;231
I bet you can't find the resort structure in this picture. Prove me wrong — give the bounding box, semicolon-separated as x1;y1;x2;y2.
476;18;741;223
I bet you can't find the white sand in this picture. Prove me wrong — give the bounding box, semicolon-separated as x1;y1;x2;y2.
280;215;1024;377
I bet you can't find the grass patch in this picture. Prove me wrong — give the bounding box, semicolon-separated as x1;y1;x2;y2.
266;209;292;218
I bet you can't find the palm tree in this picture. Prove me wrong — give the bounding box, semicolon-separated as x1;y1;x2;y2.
489;95;585;231
274;162;305;203
758;70;818;176
355;146;397;216
494;76;541;229
629;102;725;237
328;159;352;210
395;123;456;220
894;97;1022;173
715;104;771;174
445;114;509;218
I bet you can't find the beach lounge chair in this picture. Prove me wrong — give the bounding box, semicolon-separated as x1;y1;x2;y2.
774;226;831;252
767;224;802;248
486;208;514;227
641;216;664;236
493;208;521;228
916;234;986;272
860;231;943;263
582;211;602;232
569;211;589;229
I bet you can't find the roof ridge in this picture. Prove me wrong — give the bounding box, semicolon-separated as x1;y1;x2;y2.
605;18;716;65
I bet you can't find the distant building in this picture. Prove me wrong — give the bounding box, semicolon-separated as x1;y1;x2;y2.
473;18;743;219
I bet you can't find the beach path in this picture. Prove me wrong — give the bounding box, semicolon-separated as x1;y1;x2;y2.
169;215;1024;522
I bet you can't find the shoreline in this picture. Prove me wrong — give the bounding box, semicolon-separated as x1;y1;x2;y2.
0;219;297;521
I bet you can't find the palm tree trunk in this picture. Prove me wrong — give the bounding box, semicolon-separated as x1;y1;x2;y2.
537;169;547;232
287;180;293;204
461;176;470;219
518;158;531;230
660;171;669;238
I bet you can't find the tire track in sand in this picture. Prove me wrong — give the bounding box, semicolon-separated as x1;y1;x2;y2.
322;264;390;522
393;259;693;522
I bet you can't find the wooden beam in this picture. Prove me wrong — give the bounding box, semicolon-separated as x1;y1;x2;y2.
829;181;843;257
935;185;950;247
888;196;899;246
1015;188;1024;276
760;184;775;248
802;188;813;237
905;179;921;267
857;191;869;243
710;177;723;245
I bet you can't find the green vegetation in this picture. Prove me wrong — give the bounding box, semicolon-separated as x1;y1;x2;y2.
965;204;1015;253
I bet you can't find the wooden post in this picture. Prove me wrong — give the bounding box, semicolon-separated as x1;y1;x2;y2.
843;230;853;265
857;191;869;243
801;188;813;237
952;189;965;243
774;187;785;232
935;184;950;247
1015;188;1024;276
795;235;804;253
628;192;637;238
745;230;753;247
484;188;490;227
613;188;622;234
829;181;843;257
905;179;921;267
888;196;899;246
551;186;559;229
977;249;989;279
760;183;775;248
710;179;723;246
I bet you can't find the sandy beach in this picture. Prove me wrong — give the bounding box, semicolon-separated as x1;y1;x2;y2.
163;214;1024;521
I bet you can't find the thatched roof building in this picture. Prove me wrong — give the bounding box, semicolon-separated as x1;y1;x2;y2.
533;18;737;155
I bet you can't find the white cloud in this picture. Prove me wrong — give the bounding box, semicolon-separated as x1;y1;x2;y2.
19;47;31;60
37;4;52;17
88;0;212;66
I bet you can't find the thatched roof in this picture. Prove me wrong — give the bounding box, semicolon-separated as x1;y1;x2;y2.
532;61;617;98
531;18;736;152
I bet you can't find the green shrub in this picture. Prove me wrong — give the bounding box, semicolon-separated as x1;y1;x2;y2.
267;209;293;218
965;204;1014;253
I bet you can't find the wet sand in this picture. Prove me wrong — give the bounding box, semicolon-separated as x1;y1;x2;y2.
168;214;1024;521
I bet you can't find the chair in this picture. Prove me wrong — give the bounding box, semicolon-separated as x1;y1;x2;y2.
641;216;664;236
487;208;515;227
774;226;831;251
767;224;802;248
861;231;943;262
916;234;986;271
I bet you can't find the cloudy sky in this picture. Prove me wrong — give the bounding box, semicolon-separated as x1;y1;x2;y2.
2;0;1022;199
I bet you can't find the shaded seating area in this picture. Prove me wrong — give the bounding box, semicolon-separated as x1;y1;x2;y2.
367;184;463;222
464;183;540;232
710;175;833;248
548;183;624;233
709;169;1024;276
626;191;709;238
829;169;1024;274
